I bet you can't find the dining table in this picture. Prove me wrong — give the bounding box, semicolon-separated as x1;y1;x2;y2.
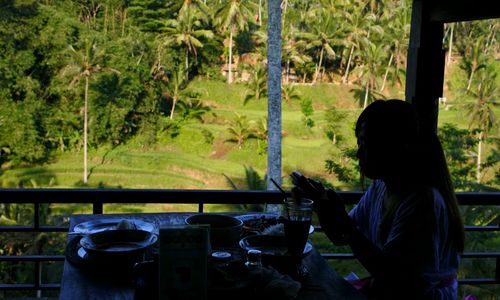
59;212;366;300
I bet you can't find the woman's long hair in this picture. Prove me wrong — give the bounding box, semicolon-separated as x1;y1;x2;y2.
356;100;464;252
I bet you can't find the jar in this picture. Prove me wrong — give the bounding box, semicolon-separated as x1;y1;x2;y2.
245;249;262;269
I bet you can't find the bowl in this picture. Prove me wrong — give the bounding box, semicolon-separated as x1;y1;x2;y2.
185;214;243;247
80;229;157;262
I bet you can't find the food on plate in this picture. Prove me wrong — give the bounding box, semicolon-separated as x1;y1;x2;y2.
115;219;136;230
261;223;285;236
240;215;282;235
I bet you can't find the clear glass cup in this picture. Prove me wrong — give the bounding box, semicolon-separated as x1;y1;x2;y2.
282;198;313;280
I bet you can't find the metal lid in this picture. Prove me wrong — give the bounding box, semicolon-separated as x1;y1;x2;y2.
247;249;262;259
212;251;231;260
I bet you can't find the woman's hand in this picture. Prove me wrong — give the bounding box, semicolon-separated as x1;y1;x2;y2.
289;171;327;201
315;189;355;244
289;171;354;244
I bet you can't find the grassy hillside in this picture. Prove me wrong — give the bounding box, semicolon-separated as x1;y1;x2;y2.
1;78;497;194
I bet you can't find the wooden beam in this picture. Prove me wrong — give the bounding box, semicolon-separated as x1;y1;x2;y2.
406;0;445;134
429;0;500;23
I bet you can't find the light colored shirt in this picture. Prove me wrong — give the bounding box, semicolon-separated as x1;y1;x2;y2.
349;180;459;299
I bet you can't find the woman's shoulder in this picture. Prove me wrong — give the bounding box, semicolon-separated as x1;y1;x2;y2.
400;185;446;217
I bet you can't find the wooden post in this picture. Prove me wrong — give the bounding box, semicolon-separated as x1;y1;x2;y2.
405;0;445;134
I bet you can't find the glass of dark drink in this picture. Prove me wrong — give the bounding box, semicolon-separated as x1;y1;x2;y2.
283;198;313;279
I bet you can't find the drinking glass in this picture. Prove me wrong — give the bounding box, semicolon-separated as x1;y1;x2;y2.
282;198;313;279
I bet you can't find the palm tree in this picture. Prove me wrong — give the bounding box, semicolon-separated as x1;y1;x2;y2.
356;40;385;108
281;84;301;104
379;3;410;91
61;39;114;184
158;6;213;80
299;10;340;84
167;65;189;119
460;36;488;91
253;116;268;141
176;95;211;122
214;0;254;83
243;63;267;105
282;25;311;84
224;165;266;211
341;4;372;84
464;66;499;183
225;113;254;149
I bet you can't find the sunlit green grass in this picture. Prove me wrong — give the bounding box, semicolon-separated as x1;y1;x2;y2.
1;78;497;195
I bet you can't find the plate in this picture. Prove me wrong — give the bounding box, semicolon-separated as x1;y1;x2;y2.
80;229;157;255
73;218;156;235
237;214;314;235
239;235;312;257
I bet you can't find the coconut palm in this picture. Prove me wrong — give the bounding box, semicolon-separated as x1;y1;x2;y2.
225;113;254;148
253;116;268;141
167;65;189;119
158;6;213;80
356;40;385;108
224;165;266;211
341;4;372;84
460;36;488;91
281;84;301;104
464;66;499;183
214;0;254;83
379;3;410;91
243;63;267;105
282;25;311;84
299;10;341;84
176;95;211;122
61;39;116;184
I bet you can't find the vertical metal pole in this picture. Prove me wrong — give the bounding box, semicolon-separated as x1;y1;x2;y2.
198;202;204;213
34;203;40;229
496;219;500;281
93;201;103;214
267;0;282;213
34;202;42;297
35;260;41;298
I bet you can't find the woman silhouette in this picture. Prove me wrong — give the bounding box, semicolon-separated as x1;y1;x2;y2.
293;100;464;299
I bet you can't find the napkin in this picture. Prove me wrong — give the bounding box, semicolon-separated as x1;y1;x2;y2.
249;266;301;299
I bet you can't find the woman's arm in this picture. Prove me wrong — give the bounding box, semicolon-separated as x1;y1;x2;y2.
319;189;435;299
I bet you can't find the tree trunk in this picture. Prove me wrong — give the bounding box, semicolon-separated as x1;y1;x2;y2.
286;59;290;83
363;81;369;109
380;52;393;92
395;49;402;88
258;0;262;26
170;95;178;119
228;29;234;83
447;23;454;66
185;48;189;80
84;76;89;184
121;8;127;36
343;45;354;84
467;66;475;90
485;25;497;54
476;131;483;184
104;5;108;34
313;47;324;84
112;8;116;34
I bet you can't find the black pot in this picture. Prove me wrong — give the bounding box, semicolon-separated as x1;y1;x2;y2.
185;214;243;247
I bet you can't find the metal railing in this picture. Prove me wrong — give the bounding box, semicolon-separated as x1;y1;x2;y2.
0;189;499;291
